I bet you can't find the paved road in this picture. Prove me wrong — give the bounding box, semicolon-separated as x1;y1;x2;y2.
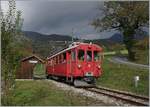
108;57;149;70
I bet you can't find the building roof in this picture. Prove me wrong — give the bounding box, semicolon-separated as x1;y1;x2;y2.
21;55;45;63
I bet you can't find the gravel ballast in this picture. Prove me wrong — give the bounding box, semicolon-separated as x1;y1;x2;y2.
46;79;132;106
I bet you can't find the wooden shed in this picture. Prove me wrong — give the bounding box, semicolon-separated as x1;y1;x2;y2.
16;55;45;79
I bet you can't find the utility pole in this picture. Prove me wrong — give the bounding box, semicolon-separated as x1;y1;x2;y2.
71;28;74;43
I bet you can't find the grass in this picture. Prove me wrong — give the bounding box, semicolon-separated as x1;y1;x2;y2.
96;56;149;96
133;37;149;65
33;64;45;76
104;49;149;65
134;49;149;65
1;80;109;106
104;50;128;56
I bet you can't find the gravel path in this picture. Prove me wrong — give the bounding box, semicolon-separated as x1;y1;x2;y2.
46;79;133;106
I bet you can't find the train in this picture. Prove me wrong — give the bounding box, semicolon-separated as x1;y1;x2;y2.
46;42;103;87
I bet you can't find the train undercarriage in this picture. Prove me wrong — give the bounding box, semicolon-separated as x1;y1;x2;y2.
73;76;96;87
46;74;96;87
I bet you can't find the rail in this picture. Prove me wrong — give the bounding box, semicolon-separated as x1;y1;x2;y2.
84;86;149;106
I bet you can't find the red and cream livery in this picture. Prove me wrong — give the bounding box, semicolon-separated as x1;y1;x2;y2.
46;42;103;87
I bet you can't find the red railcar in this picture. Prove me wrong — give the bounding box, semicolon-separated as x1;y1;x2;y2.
46;42;103;86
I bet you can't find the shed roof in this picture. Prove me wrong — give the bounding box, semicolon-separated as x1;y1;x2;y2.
21;55;45;63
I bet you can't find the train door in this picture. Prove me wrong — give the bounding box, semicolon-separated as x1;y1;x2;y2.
71;49;76;77
85;50;94;76
77;49;85;76
66;50;73;82
77;49;94;77
52;58;55;75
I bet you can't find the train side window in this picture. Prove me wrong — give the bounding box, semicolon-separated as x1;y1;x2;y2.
52;59;54;66
58;55;61;64
56;56;58;64
78;50;84;61
54;58;56;65
51;60;53;66
71;50;76;61
57;56;59;64
63;53;66;62
55;57;57;64
87;51;92;61
94;51;100;61
48;60;51;65
61;54;63;63
53;58;54;65
58;55;59;63
53;59;54;65
50;60;52;66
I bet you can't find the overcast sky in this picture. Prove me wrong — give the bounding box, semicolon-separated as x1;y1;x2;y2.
1;0;117;39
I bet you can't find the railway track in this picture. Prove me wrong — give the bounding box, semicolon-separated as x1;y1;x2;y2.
85;86;149;106
38;78;149;106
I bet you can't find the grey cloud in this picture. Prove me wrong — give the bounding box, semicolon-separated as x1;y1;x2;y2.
14;0;114;39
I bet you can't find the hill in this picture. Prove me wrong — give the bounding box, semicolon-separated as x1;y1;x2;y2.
23;31;73;42
23;31;148;57
91;31;148;44
23;31;75;58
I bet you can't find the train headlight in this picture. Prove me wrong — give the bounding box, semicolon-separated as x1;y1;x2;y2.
98;65;101;69
78;64;81;69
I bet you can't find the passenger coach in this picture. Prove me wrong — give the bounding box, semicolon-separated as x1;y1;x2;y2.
46;42;103;87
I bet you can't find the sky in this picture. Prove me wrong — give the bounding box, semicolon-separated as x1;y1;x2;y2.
1;0;117;40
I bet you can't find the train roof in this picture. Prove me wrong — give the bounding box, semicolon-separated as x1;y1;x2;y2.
47;42;101;59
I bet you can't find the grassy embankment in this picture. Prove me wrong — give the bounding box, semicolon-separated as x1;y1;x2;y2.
133;37;149;65
2;80;109;106
2;64;109;106
133;49;149;65
103;50;128;56
96;56;149;96
98;44;149;96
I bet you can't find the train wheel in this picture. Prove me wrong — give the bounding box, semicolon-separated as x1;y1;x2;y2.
66;77;74;85
46;75;49;79
74;79;96;87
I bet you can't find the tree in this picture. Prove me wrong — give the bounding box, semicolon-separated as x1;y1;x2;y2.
92;1;149;60
1;0;26;105
1;0;33;104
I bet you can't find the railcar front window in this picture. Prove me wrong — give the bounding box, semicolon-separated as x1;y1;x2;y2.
78;50;84;61
94;51;100;61
87;51;92;61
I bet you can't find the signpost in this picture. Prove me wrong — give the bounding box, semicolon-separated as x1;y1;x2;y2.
134;76;140;88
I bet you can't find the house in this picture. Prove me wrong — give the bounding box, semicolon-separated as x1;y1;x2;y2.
16;55;45;79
